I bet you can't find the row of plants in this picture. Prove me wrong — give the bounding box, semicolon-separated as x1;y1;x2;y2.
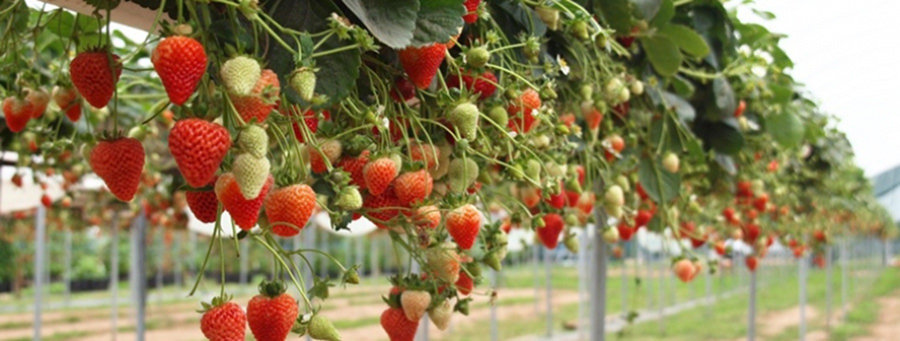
0;0;894;340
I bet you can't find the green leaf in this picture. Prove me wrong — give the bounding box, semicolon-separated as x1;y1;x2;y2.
671;75;695;97
647;214;663;232
705;122;744;155
638;156;681;204
712;77;736;118
341;0;419;48
640;35;682;77
490;2;547;39
650;0;674;27
633;0;662;21
659;24;710;58
410;0;465;46
596;0;633;33
660;91;696;122
767;112;805;148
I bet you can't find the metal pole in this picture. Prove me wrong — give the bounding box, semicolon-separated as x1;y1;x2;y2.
33;205;46;341
110;211;120;340
173;231;182;287
545;247;553;337
577;231;587;339
131;208;148;341
240;238;249;285
799;253;807;341
747;269;757;341
657;250;665;333
411;261;429;341
155;228;163;298
370;235;380;278
841;236;848;322
825;245;833;330
705;256;712;318
621;240;628;318
63;227;72;308
490;269;499;341
590;193;609;341
533;246;540;314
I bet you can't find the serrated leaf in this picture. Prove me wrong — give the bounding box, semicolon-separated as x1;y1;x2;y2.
767;112;805;148
341;0;419;48
410;0;465;46
641;35;682;77
596;0;632;33
660;24;710;58
638;156;681;204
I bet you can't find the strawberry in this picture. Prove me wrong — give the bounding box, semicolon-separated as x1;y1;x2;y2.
90;137;145;202
507;88;541;133
232;154;271;199
393;170;433;206
634;209;652;228
546;190;566;209
231;69;280;124
200;299;246;341
463;0;481;23
69;51;121;108
11;173;22;188
408;142;440;171
673;259;695;283
363;189;401;228
582;102;604;130
734;99;747;117
337;150;370;190
446;204;481;250
537;213;564;249
397;43;447;89
335;186;363;210
52;86;82;122
24;88;50;118
428;298;453;331
413;204;441;229
425;245;460;283
151;35;207;105
2;96;30;132
520;186;541;209
264;184;316;237
215;172;272;230
617;221;635;241
310;139;342;174
41;194;52;207
308;314;341;341
186;182;219;223
381;307;419;341
237;124;268;158
220;56;261;95
400;290;431;321
247;281;299;341
289;67;317;102
448;102;480;140
447;71;497;100
745;255;758;272
168;118;232;188
364;156;399;196
456;271;474;295
447;158;479;193
390;77;417;103
288;107;321;143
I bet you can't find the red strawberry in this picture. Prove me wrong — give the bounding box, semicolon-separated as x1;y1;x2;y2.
52;86;82;122
152;35;208;105
168;119;232;188
337;150;370;190
447;71;497;100
363;189;401;229
215;172;272;230
393;170;433;206
507;88;541;133
186;179;219;223
381;307;419;341
231;69;280;124
309;139;342;174
425;246;460;283
546;190;566;209
463;0;481;23
11;174;22;188
634;209;652;228
90;137;145;202
413;204;441;229
200;300;246;341
408;142;440;171
456;271;474;295
2;96;30;132
264;184;316;237
617;221;635;241
390;77;416;103
397;43;447;89
364;156;399;196
745;255;758;272
287;107;328;143
537;213;564;249
41;194;52;207
69;51;121;108
446;204;481;250
247;281;298;341
673;259;695;283
25;88;50;118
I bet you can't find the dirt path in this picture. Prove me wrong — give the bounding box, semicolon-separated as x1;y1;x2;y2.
731;305;820;341
857;290;900;341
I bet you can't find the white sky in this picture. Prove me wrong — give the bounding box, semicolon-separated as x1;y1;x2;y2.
740;0;900;177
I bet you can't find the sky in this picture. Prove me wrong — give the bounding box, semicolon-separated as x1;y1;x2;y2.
739;0;900;177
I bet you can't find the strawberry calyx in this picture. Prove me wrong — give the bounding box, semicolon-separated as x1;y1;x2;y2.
197;294;234;313
257;279;288;298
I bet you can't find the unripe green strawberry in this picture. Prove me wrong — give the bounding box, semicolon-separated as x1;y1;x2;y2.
630;80;644;96
238;124;268;158
429;298;453;331
484;251;502;271
448;102;480;140
466;47;490;68
488;105;508;128
604;185;624;208
233;154;271;199
662;152;680;173
525;159;541;182
289;67;317;102
448;158;479;193
220;56;261;95
615;175;630;192
535;6;560;30
308;314;341;341
572;20;590;40
335;186;363;210
564;235;579;253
